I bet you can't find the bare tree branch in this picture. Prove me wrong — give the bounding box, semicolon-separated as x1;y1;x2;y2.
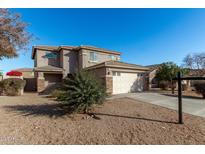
0;9;33;60
183;53;205;70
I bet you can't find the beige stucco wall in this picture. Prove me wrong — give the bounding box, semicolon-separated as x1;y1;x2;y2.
22;72;34;78
34;54;37;67
34;48;121;77
35;49;60;67
36;72;63;92
44;73;62;88
87;67;107;78
87;67;111;94
79;49;120;69
148;69;157;89
108;67;147;75
61;49;79;77
34;49;79;78
36;72;44;92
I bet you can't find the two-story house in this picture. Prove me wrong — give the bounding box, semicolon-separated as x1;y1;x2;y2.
32;45;149;94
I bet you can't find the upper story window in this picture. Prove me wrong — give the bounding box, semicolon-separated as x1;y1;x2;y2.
108;55;117;60
89;52;98;62
43;52;58;59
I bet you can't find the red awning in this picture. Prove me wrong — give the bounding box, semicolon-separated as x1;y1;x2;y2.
6;71;22;76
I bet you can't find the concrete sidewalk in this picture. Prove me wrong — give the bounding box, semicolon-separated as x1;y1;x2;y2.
109;92;205;118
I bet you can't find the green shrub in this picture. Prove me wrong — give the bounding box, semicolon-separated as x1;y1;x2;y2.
51;89;66;98
194;81;205;98
57;71;107;113
159;81;169;90
2;78;26;96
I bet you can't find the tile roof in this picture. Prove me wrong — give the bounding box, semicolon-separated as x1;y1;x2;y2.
86;60;150;71
58;46;77;50
188;69;205;77
146;64;162;70
33;46;59;51
34;66;64;72
76;45;121;55
32;45;121;59
13;68;34;72
105;61;149;70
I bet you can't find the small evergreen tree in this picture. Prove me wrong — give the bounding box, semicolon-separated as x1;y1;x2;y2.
57;71;106;113
156;62;189;93
156;62;180;82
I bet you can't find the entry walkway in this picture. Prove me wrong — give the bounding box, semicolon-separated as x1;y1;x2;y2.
109;92;205;118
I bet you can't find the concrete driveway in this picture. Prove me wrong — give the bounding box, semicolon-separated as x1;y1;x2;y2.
109;92;205;118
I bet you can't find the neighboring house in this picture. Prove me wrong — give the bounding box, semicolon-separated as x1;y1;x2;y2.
146;64;162;89
188;69;205;77
32;45;150;94
13;68;36;92
146;64;205;90
13;68;34;78
188;69;205;87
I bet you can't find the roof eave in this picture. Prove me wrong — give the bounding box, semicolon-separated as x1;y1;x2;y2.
31;46;35;59
31;46;59;59
34;70;63;72
58;46;76;51
85;62;150;71
84;63;106;70
105;64;150;71
78;46;121;55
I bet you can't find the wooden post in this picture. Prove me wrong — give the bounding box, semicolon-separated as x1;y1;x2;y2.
171;80;174;94
177;72;183;124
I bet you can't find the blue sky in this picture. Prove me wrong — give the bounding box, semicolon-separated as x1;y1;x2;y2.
1;8;205;73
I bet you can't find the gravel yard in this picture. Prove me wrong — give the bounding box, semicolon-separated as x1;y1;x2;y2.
0;93;205;144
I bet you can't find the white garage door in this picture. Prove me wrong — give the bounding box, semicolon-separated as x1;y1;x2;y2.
112;71;144;94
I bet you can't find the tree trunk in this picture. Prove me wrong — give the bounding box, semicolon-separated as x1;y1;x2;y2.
84;107;88;114
171;80;174;94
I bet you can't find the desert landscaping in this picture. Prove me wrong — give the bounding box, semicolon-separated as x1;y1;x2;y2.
0;93;205;145
0;8;205;146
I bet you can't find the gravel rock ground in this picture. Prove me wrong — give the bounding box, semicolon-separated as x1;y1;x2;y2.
0;93;205;144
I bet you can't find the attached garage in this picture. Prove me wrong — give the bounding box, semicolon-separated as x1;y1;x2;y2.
112;71;144;94
86;61;150;95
